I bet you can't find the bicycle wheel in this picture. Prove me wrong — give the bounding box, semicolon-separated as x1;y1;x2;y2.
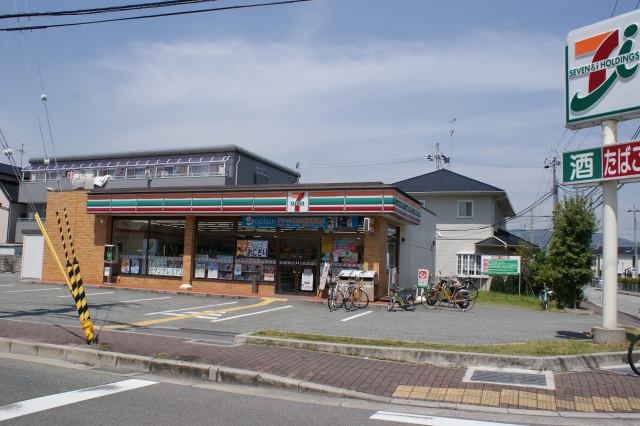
454;289;475;311
352;288;369;309
423;288;439;309
404;295;415;311
387;297;396;312
628;334;640;376
333;288;345;309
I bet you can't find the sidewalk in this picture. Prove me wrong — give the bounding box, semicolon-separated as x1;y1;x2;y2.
1;318;639;416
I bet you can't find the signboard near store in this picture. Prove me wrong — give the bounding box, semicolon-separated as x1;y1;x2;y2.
562;140;640;185
301;269;314;291
287;191;309;213
566;10;640;129
481;256;521;276
241;216;358;230
416;268;430;288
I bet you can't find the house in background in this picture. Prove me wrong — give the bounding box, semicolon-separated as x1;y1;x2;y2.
395;169;527;289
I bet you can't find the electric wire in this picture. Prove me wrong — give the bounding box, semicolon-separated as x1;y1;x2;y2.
0;0;312;32
0;0;219;19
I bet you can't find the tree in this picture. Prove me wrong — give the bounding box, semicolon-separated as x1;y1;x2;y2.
539;196;597;308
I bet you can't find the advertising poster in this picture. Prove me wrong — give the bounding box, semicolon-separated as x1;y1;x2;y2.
319;262;331;290
207;263;218;279
236;240;268;258
194;262;206;278
129;258;140;274
120;257;130;274
234;264;243;276
263;265;275;282
333;239;359;263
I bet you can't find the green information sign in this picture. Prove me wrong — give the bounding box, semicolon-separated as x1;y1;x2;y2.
562;147;602;185
481;256;520;276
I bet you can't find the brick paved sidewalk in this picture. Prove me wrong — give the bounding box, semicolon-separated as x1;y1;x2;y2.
1;318;639;414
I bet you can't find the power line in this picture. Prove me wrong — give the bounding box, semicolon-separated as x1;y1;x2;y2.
0;0;218;19
0;0;311;32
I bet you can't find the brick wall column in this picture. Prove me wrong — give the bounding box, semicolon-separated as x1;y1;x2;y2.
363;217;389;298
182;216;196;285
42;190;107;284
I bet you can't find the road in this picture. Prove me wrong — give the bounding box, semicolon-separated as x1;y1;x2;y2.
583;285;640;320
0;275;604;345
1;355;627;426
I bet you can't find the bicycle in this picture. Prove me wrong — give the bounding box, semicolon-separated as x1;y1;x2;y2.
539;285;554;311
629;333;640;376
327;281;345;311
342;277;369;311
459;277;479;299
423;277;475;311
387;285;415;312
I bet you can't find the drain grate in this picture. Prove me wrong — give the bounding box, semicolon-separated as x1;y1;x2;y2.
463;367;554;390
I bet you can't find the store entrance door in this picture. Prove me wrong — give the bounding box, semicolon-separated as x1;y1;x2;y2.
277;237;319;295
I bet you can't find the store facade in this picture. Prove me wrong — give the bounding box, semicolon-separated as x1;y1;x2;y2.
41;184;422;299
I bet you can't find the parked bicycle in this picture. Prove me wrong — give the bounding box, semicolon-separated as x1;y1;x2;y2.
342;276;369;311
459;277;479;299
539;284;554;311
423;277;475;311
327;281;344;311
387;285;415;312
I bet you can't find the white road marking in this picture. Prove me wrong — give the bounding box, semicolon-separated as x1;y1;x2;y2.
195;315;222;320
0;284;15;287
145;301;237;316
0;379;157;421
340;310;372;322
57;291;114;298
210;305;292;322
5;288;61;293
369;411;523;425
120;296;172;303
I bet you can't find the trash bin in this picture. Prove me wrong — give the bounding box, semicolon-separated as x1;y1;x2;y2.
358;271;378;300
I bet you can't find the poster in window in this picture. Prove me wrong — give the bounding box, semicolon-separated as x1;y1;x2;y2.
207;263;218;279
263;265;275;282
234;264;243;276
333;239;359;263
236;240;268;258
236;240;248;257
194;262;206;278
129;257;140;274
120;257;130;274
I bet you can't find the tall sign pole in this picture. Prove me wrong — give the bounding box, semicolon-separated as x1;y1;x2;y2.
601;120;618;332
629;203;639;277
563;10;640;343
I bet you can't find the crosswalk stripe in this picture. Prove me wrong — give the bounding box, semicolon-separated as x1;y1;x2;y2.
0;379;157;421
369;411;523;426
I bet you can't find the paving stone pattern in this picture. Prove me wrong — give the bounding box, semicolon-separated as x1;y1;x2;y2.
1;319;640;413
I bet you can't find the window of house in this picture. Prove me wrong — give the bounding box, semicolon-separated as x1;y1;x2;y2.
456;254;482;276
457;200;473;218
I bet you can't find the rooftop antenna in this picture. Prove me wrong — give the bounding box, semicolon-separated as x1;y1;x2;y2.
426;143;449;170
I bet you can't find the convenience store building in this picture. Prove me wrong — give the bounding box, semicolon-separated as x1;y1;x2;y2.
40;183;424;298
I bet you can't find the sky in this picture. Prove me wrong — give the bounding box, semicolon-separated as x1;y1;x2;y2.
1;0;640;241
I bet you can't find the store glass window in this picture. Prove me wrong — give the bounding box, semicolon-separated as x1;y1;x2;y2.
387;225;399;270
234;237;277;282
113;219;149;275
147;220;185;277
195;220;236;280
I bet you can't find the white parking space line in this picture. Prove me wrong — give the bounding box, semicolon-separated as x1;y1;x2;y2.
211;305;292;322
5;288;61;293
57;291;114;298
0;284;15;287
340;310;372;322
0;379;157;422
120;296;172;303
369;411;523;426
145;301;237;316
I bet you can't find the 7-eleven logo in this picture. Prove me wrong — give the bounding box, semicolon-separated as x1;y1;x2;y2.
287;191;308;213
569;23;640;113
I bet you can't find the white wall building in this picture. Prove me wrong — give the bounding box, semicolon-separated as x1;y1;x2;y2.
395;169;526;289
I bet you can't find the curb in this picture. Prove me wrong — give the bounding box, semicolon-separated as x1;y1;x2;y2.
0;337;639;420
236;334;629;372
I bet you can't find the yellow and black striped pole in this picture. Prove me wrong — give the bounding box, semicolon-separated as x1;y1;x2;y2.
56;210;94;344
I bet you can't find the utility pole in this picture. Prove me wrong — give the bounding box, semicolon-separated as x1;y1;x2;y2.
17;143;24;169
449;118;456;170
629;203;639;278
427;143;450;170
544;156;561;225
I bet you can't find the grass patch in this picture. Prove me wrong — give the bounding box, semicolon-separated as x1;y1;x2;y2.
253;329;639;357
475;292;561;311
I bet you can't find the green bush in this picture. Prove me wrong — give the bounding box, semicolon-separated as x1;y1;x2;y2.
620;277;640;285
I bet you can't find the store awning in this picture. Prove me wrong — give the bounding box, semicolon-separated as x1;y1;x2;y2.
86;184;422;225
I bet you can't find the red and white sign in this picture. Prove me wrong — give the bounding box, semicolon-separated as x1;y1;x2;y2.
603;139;640;179
417;268;430;288
287;191;309;213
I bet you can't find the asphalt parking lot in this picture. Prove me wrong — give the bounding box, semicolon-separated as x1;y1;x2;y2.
0;275;603;345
